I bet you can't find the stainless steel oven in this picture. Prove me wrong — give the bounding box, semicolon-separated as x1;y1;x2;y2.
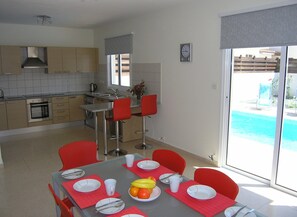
27;98;52;122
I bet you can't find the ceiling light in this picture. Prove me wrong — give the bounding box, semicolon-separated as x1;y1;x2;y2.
36;15;52;25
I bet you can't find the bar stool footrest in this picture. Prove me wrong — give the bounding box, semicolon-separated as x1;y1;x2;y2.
108;149;127;156
135;143;152;150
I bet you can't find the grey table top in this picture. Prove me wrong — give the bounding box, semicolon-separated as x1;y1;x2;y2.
52;154;263;217
80;98;140;113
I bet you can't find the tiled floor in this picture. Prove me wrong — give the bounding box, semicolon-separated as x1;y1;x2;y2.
0;125;296;217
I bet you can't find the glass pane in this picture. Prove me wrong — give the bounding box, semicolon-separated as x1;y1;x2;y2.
276;46;297;191
227;47;281;179
120;53;130;87
110;55;119;85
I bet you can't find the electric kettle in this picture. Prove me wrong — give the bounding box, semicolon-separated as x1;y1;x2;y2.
89;83;97;92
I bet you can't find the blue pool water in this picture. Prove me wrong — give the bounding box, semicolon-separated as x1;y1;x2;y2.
231;111;297;151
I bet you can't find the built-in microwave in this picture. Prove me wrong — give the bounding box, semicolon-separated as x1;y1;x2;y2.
27;98;52;122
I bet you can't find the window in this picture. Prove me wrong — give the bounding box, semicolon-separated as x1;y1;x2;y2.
109;53;130;87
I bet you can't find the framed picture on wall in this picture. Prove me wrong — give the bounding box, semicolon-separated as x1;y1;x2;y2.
180;43;192;62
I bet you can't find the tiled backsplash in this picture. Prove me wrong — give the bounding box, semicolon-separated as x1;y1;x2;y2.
0;64;161;98
95;63;161;101
0;68;94;97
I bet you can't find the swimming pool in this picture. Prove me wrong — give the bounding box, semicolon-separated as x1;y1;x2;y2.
230;111;297;151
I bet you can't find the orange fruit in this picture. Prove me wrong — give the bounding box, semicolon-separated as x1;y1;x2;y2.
129;186;139;197
137;188;151;199
147;176;156;183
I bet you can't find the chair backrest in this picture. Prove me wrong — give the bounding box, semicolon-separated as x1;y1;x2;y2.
48;184;74;217
152;149;186;175
194;168;239;200
59;140;100;171
141;94;157;116
113;98;131;121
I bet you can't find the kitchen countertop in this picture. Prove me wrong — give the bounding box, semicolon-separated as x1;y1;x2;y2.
1;91;87;101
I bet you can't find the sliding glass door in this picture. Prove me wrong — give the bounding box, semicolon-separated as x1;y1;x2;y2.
274;46;297;192
225;46;297;194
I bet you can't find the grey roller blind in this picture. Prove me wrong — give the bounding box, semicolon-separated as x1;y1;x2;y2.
105;34;133;55
221;4;297;49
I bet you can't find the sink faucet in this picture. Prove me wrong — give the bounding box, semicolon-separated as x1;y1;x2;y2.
108;88;119;98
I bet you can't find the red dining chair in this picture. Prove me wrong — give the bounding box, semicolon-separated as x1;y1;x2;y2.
152;149;186;175
135;94;157;150
107;97;131;156
58;140;101;171
48;184;74;217
194;168;239;200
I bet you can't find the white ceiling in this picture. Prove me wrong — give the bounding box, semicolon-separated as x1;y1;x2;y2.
0;0;184;29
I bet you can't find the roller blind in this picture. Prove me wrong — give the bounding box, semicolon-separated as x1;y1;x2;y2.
220;4;297;49
105;34;133;55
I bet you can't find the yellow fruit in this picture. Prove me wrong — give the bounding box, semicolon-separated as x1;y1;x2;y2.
131;178;156;189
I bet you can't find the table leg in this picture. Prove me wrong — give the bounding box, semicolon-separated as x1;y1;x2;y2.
103;111;108;155
94;112;99;159
52;178;61;217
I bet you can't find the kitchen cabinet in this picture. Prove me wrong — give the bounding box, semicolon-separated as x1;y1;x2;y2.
76;48;98;72
6;100;28;129
0;46;22;75
52;96;69;123
47;47;63;73
0;101;8;130
62;47;76;73
69;95;85;121
47;47;76;73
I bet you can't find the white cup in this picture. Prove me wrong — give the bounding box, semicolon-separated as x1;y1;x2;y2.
125;154;135;167
169;175;180;193
104;179;117;196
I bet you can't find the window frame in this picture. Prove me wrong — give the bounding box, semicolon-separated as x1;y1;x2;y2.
107;53;131;89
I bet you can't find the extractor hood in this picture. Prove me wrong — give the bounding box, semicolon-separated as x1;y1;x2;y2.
22;47;48;68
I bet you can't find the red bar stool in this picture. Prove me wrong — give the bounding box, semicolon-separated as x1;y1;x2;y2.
107;97;131;156
135;94;157;150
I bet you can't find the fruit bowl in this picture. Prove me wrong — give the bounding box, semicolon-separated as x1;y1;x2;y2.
128;186;161;202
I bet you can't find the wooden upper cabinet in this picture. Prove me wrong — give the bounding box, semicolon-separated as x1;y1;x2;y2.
76;48;98;73
47;47;76;73
62;47;76;73
47;47;63;73
0;46;22;75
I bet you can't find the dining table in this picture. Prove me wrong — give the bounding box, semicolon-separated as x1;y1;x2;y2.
80;98;140;156
52;153;265;217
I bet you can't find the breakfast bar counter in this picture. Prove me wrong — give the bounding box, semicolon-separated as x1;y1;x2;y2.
80;98;141;155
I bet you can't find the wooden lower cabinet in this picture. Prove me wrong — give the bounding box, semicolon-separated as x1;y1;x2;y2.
120;107;142;142
52;96;69;124
0;101;8;130
69;95;85;121
6;100;28;129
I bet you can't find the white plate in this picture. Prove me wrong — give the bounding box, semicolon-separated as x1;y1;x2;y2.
95;198;125;215
159;173;183;184
61;168;85;180
128;186;161;202
137;160;160;171
73;179;101;193
224;206;256;217
121;215;144;217
187;185;216;200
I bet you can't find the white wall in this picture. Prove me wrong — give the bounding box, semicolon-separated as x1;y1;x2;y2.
0;23;95;47
94;0;287;161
